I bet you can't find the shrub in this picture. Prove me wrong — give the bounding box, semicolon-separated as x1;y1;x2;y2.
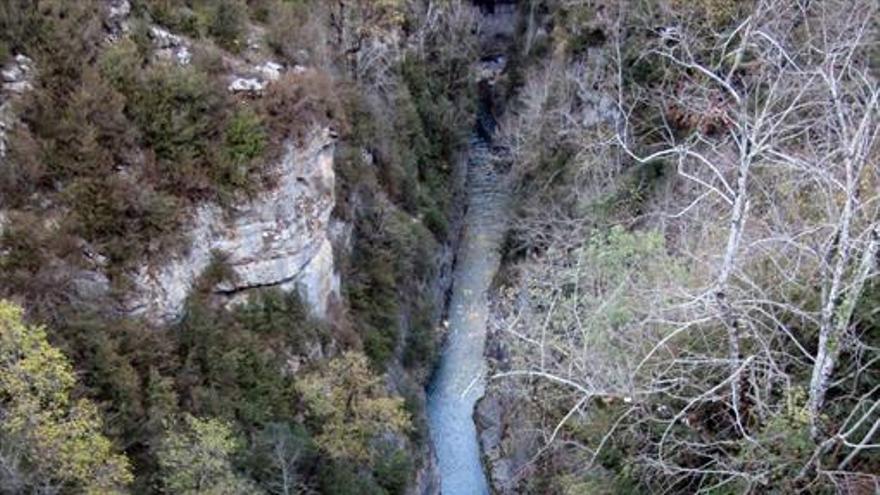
261;71;346;144
232;288;328;354
265;0;325;65
318;460;385;495
8;1;104;94
374;449;412;495
245;422;317;492
30;70;132;179
135;0;202;37
345;203;438;370
32;285;333;489
402;296;436;370
0;212;86;319
98;39;145;96
64;175;182;270
157;414;257;494
54;314;155;440
106;53;271;203
194;250;239;293
127;64;229;196
219;107;268;198
0;126;44;207
421;203;449;239
669;0;749;28
346;211;402;369
0;301;133;493
175;296;298;425
207;0;247;52
296;352;411;462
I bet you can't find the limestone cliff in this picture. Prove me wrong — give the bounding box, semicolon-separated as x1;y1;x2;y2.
125;128;340;323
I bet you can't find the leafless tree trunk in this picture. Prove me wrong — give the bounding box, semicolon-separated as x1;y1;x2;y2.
491;0;880;490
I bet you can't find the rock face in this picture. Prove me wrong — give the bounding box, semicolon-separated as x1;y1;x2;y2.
149;26;192;65
475;381;542;493
0;54;34;158
228;61;288;96
104;0;131;40
125;128;340;323
477;1;518;55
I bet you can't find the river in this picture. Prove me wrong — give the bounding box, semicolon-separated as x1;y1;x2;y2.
426;103;509;494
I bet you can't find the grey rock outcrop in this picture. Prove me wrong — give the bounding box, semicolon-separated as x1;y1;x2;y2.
125;128;340;323
228;76;267;95
228;61;287;95
105;0;131;40
149;26;192;65
0;54;34;159
1;54;34;94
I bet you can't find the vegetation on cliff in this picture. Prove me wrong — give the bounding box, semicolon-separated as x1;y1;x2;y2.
0;0;478;493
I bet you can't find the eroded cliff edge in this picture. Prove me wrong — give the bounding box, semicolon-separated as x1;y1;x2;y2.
124;128;340;323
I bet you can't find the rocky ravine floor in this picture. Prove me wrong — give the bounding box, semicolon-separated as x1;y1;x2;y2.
426;125;509;494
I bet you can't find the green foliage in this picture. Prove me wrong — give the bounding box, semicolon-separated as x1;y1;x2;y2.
669;0;749;29
591;160;672;223
247;422;315;494
127;64;227;194
402;297;436;369
57;315;150;439
550;3;606;55
346;210;402;368
64;176;182;271
0;300;133;494
373;448;412;495
196;250;240;293
330;52;465;380
225;108;268;167
157;413;259;494
0;2;467;492
0;212;76;308
0;1;104;93
207;0;248;52
318;460;385;495
134;0;202;37
296;352;411;462
736;388;813;490
136;0;249;50
566;226;673;337
176;296;299;425
99;39;147;97
264;0;315;62
110;56;269;203
2;55;188;272
346;205;438;369
557;473;639;495
397;55;472;233
232;289;327;354
0;5;270;279
33;284;339;492
217;107;269;199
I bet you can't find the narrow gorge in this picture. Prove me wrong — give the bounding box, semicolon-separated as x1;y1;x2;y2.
2;1;878;494
427;91;509;495
426;3;517;493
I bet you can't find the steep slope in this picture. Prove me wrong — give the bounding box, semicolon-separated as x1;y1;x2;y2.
426;2;518;493
0;1;482;493
125;128;339;322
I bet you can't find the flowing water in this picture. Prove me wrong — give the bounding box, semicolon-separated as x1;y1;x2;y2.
427;108;508;494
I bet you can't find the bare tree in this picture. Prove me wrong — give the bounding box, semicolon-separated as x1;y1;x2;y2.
490;0;879;491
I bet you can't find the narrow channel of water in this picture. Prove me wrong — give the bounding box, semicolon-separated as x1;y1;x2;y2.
426;108;508;494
